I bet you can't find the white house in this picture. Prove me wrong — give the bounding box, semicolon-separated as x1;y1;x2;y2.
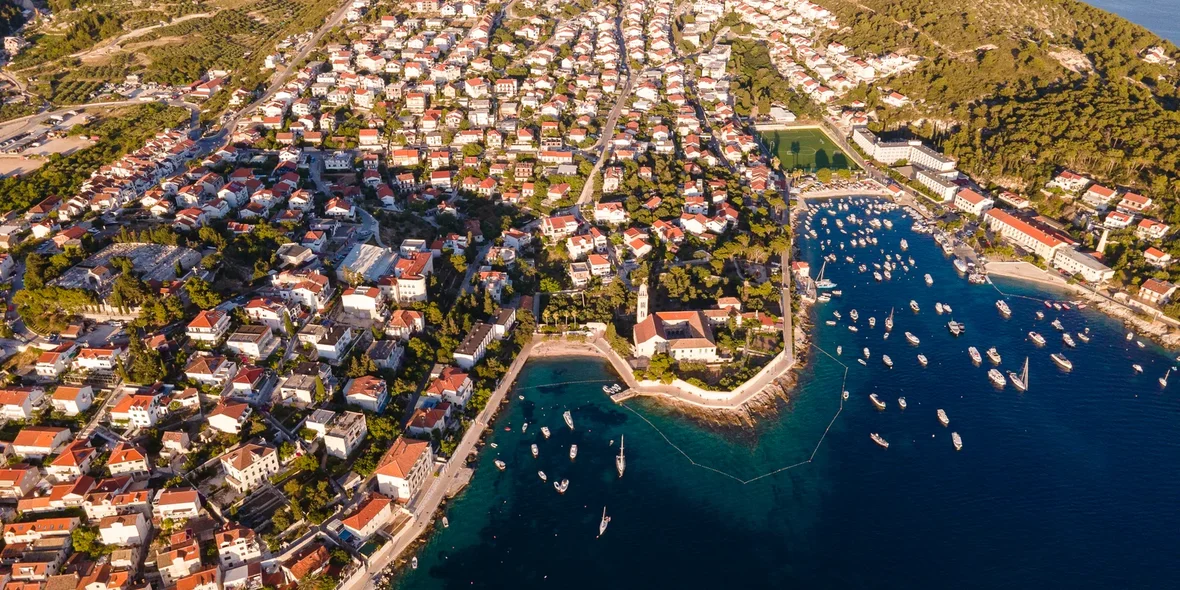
375;436;434;502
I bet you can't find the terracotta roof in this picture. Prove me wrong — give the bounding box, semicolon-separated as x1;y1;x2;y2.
375;436;430;479
12;426;69;449
340;493;393;532
108;442;147;465
220;443;275;471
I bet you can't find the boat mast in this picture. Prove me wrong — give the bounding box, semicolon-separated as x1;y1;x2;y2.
1022;357;1029;389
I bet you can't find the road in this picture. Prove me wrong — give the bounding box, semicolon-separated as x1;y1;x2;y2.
0;99;202;144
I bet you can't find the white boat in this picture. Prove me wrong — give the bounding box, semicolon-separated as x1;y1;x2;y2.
412;557;418;570
943;303;953;313
882;355;893;368
850;309;859;321
968;347;982;364
918;354;928;367
826;320;837;326
616;436;625;478
818;293;832;303
1029;331;1046;346
1036;311;1045;320
900;238;908;250
1161;369;1171;388
563;410;574;430
884;271;892;280
1077;331;1090;343
442;516;449;528
836;346;842;355
1133;364;1144;373
1051;318;1064;331
858;359;867;366
996;300;1011;317
952;432;963;451
495;459;506;470
1008;357;1029;392
538;470;547;482
910;300;920;313
569;444;578;460
598;507;611;538
554;479;569;494
1126;331;1134;341
1137;340;1146;349
531;444;539;458
541;426;551;439
873;271;883;281
988;368;1006;387
868;317;876;328
870;393;886;410
815;260;837;289
924;273;933;286
898;396;907;410
870;433;889;449
521;422;529;433
842;390;850;400
863;347;871;359
937;409;949;426
848;325;859;332
935;302;945;314
1051;353;1073;371
905;332;920;345
1062;333;1076;348
954;258;968;273
986;347;1001;364
885;308;894;331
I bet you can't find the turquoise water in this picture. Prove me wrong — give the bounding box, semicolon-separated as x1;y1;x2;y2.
397;199;1180;589
1085;0;1179;43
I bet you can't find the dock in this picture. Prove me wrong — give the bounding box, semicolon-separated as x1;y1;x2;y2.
610;389;639;403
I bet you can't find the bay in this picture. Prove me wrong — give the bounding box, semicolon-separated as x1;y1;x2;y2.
1085;0;1180;43
397;198;1180;589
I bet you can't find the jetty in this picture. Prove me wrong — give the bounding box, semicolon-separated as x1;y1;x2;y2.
610;389;639;403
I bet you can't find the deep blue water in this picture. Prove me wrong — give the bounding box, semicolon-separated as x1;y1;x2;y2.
397;199;1180;589
1085;0;1180;43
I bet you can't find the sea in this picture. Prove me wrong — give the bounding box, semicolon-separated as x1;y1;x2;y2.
1085;0;1180;43
395;198;1180;589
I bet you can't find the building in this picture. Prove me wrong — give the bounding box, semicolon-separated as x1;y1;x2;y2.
98;512;148;547
341;493;396;541
324;411;368;459
50;385;93;416
1139;279;1177;306
423;368;473;407
153;488;202;520
226;325;280;359
219;444;280;492
186;310;231;343
952;189;994;217
1144;247;1172;268
375;436;434;502
344;376;388;413
215;525;263;569
206;402;252;435
12;426;72;459
983;209;1066;262
1051;248;1114;283
453;322;494;369
631;285;719;361
107;442;150;476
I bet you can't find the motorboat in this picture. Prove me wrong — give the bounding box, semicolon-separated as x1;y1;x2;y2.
849;325;859;332
910;300;920;313
935;302;945;314
1077;331;1091;343
442;517;449;528
954;258;968;273
968;347;982;364
1051;353;1073;371
531;444;539;458
564;410;574;430
522;422;529;433
924;273;933;286
937;409;949;426
1126;331;1134;341
988;368;1006;387
554;479;569;494
495;459;506;470
1036;311;1045;320
952;432;963;451
898;397;907;410
826;320;837;326
541;427;551;439
870;433;890;449
1063;333;1076;348
996;300;1011;317
869;317;876;328
905;332;920;345
836;346;842;355
1133;364;1144;373
870;394;887;410
842;390;850;400
412;557;418;570
569;445;578;460
863;347;871;359
918;354;928;367
943;303;954;313
538;471;547;482
1029;331;1046;346
986;347;1001;364
873;271;883;281
882;355;893;368
1051;318;1064;331
858;359;867;366
948;321;963;336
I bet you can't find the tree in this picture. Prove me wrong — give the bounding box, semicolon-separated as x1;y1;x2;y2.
124;336;166;384
314;376;327;404
71;526;112;558
283;312;296;337
184;277;223;309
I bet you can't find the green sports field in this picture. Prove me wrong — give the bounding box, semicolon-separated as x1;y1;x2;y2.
760;127;853;171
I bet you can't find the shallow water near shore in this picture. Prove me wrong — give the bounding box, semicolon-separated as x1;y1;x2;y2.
396;199;1180;589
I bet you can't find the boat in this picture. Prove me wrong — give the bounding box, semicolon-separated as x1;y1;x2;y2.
554;479;569;494
1062;333;1076;348
943;303;953;313
442;516;449;528
815;260;837;289
924;273;933;286
986;347;1001;364
1051;318;1064;331
937;409;949;426
531;444;539;458
870;433;890;449
522;422;529;433
918;354;928;367
1045;301;1054;309
882;355;893;368
833;310;842;320
563;410;574;430
1036;311;1045;320
598;507;611;538
884;271;892;280
954;258;968;274
412;557;418;570
616;436;625;477
825;320;837;326
898;397;907;410
869;393;886;410
541;426;551;439
842;390;850;400
952;432;963;451
495;459;507;470
885;308;894;331
996;300;1011;317
863;347;871;359
538;471;547;482
1008;357;1029;392
968;347;982;364
858;359;867;366
848;325;859;332
873;271;883;281
850;309;859;321
910;300;920;312
1029;331;1046;346
1051;353;1073;371
948;321;963;336
1137;340;1146;349
836;346;842;355
905;332;920;345
1133;364;1144;373
868;317;876;328
1077;331;1090;343
832;290;843;297
1126;331;1134;341
988;368;1006;386
900;238;908;250
569;444;578;460
1161;369;1171;388
491;443;498;448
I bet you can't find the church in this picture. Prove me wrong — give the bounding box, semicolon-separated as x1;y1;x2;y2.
631;284;721;362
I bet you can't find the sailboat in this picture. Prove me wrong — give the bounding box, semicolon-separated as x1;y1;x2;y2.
815;260;837;289
1161;369;1171;388
1008;357;1029;391
884;308;894;331
616;435;626;478
598;507;611;538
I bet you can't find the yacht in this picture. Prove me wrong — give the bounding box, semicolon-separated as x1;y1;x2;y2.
1051;353;1073;371
833;310;842;320
569;445;578;460
1051;318;1064;331
925;273;933;286
836;346;842;355
598;507;611;538
885;308;894;331
898;397;907;410
910;300;920;313
935;302;945;314
554;479;569;494
943;303;953;313
988;368;1006;387
905;332;920;345
522;422;529;433
952;432;963;451
868;317;876;328
541;426;551;439
996;300;1011;317
412;557;418;570
531;444;539;458
884;271;892;280
1008;357;1030;392
1077;331;1091;343
616;436;626;478
442;517;449;528
870;433;890;449
918;354;929;367
495;459;507;470
986;347;1001;364
863;347;871;359
1161;369;1171;389
1062;333;1076;347
882;355;893;368
900;238;908;250
1137;340;1146;349
1126;331;1134;341
848;325;859;333
1036;311;1045;320
873;271;883;281
858;359;868;366
818;293;832;303
948;321;963;336
1133;364;1144;373
815;260;837;290
538;471;547;482
954;258;969;274
968;347;982;364
826;320;837;326
937;409;950;426
1029;331;1046;346
563;410;574;430
869;393;887;410
832;290;843;297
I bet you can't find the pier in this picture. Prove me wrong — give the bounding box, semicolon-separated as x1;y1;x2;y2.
610;389;639;403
